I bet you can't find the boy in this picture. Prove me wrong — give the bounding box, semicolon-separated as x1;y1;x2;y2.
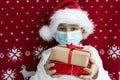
30;0;111;80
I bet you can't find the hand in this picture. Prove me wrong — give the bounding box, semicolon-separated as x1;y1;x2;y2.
44;58;61;78
79;58;98;80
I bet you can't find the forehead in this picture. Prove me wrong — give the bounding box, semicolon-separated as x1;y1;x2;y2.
58;23;79;27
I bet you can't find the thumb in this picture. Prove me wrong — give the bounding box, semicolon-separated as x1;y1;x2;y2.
89;58;95;64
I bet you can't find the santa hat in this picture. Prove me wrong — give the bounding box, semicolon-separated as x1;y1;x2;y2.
39;0;94;41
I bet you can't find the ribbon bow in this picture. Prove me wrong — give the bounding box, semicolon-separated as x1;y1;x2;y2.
66;44;84;64
66;44;84;50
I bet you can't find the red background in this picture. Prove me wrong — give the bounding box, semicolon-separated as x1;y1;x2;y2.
0;0;120;80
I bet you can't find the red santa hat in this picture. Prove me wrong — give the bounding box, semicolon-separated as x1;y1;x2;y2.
39;0;94;41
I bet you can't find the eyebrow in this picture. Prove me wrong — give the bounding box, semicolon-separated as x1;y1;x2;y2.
58;23;66;26
71;24;79;26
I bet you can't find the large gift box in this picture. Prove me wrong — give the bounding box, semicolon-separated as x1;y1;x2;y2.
50;44;91;76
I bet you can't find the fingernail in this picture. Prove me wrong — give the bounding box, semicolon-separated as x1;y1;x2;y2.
52;63;55;66
54;70;56;72
79;75;82;78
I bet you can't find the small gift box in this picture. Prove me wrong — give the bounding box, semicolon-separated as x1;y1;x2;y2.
50;44;91;67
49;44;91;76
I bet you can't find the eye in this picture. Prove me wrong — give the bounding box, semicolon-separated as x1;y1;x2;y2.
71;27;78;31
57;27;66;31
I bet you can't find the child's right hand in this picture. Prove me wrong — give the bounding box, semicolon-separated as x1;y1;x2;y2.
44;58;61;78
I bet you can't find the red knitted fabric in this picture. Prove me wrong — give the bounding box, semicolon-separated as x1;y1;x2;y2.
0;0;119;80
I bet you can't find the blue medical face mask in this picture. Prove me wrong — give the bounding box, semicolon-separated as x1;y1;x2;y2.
55;30;83;45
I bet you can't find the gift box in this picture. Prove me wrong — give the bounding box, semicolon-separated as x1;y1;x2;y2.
50;44;91;76
52;61;90;76
50;44;91;67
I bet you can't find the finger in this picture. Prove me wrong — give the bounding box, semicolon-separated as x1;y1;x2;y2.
51;74;61;78
46;69;56;75
46;58;52;64
83;79;90;80
89;58;95;64
84;68;92;74
44;63;55;70
80;75;92;79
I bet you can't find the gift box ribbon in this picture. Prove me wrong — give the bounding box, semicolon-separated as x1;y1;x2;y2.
67;44;84;64
59;44;90;64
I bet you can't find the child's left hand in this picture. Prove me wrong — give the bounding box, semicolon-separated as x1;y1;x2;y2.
79;58;98;80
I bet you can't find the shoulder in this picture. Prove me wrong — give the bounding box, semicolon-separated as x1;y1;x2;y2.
41;48;52;61
83;45;98;51
42;48;51;54
83;45;99;56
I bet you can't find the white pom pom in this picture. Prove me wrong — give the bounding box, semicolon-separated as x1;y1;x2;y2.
39;25;53;41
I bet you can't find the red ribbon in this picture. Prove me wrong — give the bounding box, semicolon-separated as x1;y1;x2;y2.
66;44;84;64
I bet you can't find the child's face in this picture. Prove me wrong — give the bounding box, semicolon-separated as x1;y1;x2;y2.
57;23;85;35
55;23;85;45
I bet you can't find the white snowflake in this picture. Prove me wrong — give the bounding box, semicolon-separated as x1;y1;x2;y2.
33;45;47;59
7;47;22;62
107;44;120;60
2;69;16;80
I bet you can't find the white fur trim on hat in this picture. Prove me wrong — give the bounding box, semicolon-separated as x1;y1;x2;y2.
39;9;94;41
49;9;94;39
39;25;53;41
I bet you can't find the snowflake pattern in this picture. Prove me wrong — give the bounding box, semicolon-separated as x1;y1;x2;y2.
99;49;105;55
2;69;16;80
109;72;116;80
0;0;119;80
25;51;31;56
107;44;120;60
0;53;4;59
7;47;22;62
119;72;120;80
33;45;47;59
